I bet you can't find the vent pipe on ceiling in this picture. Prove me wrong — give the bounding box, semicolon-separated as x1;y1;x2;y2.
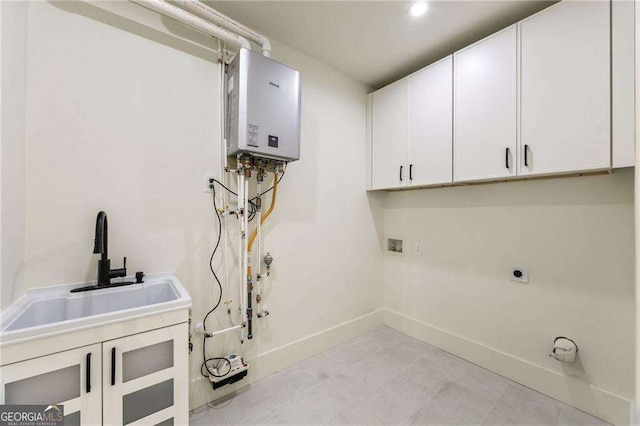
174;1;272;58
130;0;252;51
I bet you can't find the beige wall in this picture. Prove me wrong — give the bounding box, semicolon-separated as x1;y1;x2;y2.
8;0;383;408
634;4;639;423
1;1;28;310
383;170;635;416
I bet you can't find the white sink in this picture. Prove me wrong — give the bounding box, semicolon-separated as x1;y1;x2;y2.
0;273;191;345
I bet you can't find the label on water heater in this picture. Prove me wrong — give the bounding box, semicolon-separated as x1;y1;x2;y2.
268;135;279;148
248;124;259;147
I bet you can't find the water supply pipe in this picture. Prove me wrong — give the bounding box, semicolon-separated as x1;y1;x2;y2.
249;171;279;322
130;0;251;51
210;325;241;338
242;168;251;340
247;171;279;253
255;177;263;319
217;39;235;319
174;0;272;57
237;166;246;344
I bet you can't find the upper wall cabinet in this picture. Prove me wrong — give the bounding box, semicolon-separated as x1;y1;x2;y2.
366;0;635;191
519;1;611;176
369;57;453;190
371;79;408;190
407;56;453;187
454;26;517;183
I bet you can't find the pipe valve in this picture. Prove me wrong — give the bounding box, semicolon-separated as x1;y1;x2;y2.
264;253;273;270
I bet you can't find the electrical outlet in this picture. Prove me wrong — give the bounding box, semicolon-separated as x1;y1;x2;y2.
204;173;217;193
509;267;529;284
415;242;422;255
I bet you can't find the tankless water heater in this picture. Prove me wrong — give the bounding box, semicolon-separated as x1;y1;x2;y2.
226;48;301;162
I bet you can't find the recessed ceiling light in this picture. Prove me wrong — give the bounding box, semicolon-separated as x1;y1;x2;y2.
410;1;428;17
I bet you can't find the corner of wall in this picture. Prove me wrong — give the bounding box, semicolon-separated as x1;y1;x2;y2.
1;0;28;310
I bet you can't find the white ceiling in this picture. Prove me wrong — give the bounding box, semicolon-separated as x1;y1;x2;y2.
209;0;555;89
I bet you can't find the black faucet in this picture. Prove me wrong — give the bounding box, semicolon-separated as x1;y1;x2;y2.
71;211;140;292
93;211;127;286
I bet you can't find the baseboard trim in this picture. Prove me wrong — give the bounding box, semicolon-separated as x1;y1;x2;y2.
190;308;384;410
383;308;632;426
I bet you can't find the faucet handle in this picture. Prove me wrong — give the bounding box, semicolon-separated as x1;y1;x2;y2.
107;256;128;279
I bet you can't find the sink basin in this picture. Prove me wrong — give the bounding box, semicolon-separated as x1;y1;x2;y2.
1;273;191;345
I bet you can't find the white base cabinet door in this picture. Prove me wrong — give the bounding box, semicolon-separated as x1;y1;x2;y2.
407;56;453;187
454;25;518;182
519;1;610;176
0;344;102;426
102;323;188;426
371;79;408;190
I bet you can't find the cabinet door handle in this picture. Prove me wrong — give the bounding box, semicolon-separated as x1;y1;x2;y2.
111;347;116;386
399;165;403;182
505;148;510;169
409;164;413;181
524;144;529;167
86;353;91;393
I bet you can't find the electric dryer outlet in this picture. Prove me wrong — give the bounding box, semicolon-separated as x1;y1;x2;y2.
509;267;529;284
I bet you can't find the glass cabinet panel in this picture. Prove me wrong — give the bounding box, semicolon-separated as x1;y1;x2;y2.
122;379;174;425
5;365;80;404
122;340;173;383
63;411;81;426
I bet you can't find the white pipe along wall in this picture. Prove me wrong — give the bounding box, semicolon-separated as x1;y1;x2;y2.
174;0;272;57
130;0;251;50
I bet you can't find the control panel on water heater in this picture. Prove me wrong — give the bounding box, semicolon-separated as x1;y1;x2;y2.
226;48;301;162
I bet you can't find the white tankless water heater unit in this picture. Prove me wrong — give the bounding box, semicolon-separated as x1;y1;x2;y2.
226;48;301;162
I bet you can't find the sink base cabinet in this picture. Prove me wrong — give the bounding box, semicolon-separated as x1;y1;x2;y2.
0;323;188;426
104;323;188;426
0;344;102;426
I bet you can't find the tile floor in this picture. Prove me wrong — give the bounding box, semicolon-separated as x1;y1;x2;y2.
189;326;609;426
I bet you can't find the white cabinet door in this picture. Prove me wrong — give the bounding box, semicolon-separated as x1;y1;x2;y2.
519;1;610;176
371;79;408;189
454;25;518;182
102;323;188;426
407;56;453;186
0;344;102;426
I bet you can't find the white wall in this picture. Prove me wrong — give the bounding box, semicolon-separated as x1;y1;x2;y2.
383;170;635;424
1;1;28;310
11;0;383;410
635;3;640;422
